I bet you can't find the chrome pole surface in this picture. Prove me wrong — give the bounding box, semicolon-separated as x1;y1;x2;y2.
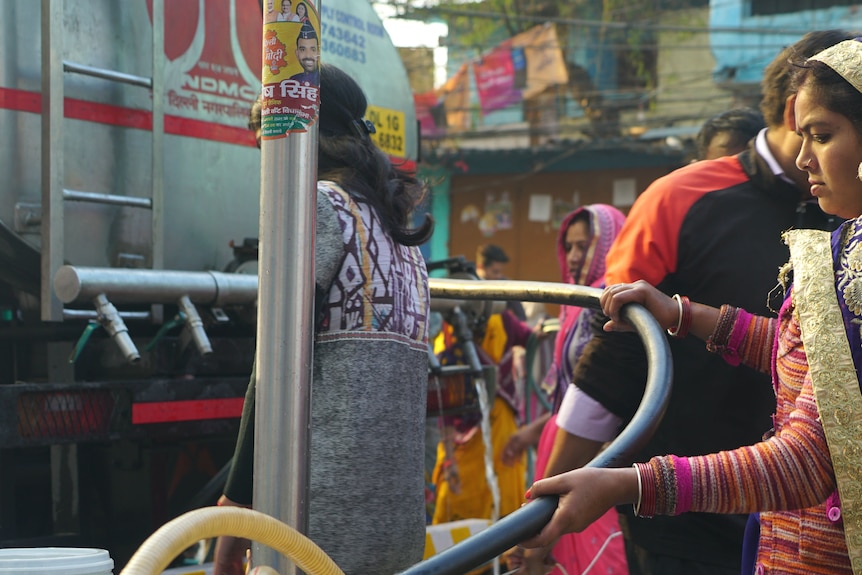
253;3;320;572
62;189;153;209
53;266;258;305
41;0;65;321
429;278;602;307
55;273;599;309
62;60;152;88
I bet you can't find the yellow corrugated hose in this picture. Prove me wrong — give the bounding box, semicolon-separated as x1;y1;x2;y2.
120;507;345;575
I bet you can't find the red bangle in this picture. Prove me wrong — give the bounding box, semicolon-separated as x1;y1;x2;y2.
667;295;692;338
634;462;656;517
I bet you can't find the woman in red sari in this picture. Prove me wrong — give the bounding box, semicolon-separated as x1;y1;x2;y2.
512;204;629;575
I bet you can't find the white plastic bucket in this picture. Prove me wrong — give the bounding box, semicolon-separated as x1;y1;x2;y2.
0;547;113;575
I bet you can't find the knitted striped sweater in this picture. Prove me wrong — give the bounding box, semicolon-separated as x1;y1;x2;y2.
639;295;850;574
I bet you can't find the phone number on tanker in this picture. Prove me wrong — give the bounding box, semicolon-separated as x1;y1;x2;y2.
323;39;366;64
373;132;404;155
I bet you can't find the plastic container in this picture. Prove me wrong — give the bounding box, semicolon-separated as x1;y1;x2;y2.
424;518;492;559
0;548;113;575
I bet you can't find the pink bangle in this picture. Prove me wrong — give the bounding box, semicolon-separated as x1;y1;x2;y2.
667;295;692;338
724;310;751;364
671;455;693;515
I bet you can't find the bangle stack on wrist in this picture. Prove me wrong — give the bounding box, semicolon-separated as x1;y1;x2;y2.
706;304;739;353
666;294;692;338
633;462;656;517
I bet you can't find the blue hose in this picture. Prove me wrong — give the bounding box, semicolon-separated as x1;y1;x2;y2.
398;300;672;575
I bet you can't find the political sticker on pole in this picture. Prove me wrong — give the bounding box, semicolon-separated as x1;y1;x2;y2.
261;2;321;140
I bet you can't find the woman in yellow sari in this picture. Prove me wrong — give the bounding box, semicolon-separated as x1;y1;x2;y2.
432;307;534;525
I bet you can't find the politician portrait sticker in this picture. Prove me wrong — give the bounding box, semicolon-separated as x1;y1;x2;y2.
261;1;320;138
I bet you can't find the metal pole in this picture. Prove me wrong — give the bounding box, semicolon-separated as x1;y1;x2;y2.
41;0;65;322
253;3;320;573
62;60;153;88
53;266;258;305
150;0;165;272
62;189;152;209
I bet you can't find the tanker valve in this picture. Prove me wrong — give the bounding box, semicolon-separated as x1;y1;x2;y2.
93;293;141;364
178;295;213;355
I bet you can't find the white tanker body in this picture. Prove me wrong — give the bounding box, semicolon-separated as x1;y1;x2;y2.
0;0;417;567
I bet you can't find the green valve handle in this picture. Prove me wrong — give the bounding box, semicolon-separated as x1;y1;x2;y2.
145;311;188;352
68;321;102;364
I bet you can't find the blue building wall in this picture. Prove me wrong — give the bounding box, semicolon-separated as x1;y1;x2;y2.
709;1;862;87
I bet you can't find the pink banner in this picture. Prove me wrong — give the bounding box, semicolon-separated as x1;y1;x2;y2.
473;46;521;114
414;91;445;137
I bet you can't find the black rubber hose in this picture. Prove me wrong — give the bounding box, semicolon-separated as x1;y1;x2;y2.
398;299;673;575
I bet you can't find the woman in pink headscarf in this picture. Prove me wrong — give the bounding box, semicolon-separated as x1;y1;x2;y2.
507;204;629;575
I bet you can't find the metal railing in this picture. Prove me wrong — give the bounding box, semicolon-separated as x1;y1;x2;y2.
50;269;673;574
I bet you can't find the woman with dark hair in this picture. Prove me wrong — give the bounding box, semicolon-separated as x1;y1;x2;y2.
522;39;862;575
295;1;309;23
693;107;765;161
214;63;433;575
503;205;629;575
